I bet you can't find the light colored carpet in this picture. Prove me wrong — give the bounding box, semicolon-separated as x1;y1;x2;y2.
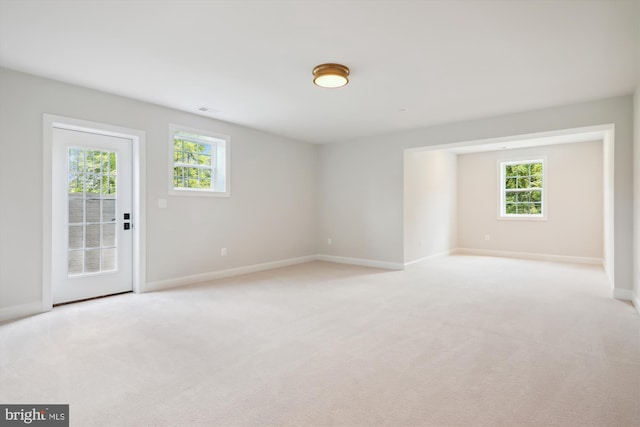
1;255;638;426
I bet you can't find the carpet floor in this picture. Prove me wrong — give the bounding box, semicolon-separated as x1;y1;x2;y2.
1;255;638;426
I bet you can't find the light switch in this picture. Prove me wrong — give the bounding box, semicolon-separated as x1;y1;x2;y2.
158;199;168;209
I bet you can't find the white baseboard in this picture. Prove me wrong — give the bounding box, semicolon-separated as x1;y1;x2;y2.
315;254;404;271
404;249;454;267
613;288;634;302
0;301;45;323
146;255;316;292
454;248;603;265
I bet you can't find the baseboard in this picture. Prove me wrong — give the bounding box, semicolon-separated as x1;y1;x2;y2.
613;288;634;302
0;301;45;323
404;249;454;267
454;248;603;265
146;255;316;292
315;254;404;270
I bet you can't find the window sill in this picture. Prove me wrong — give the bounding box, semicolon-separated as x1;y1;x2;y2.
497;215;547;221
168;189;230;198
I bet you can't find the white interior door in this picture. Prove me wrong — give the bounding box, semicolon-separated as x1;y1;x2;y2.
52;127;133;304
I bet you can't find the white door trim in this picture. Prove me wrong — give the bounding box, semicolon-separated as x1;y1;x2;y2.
43;114;146;312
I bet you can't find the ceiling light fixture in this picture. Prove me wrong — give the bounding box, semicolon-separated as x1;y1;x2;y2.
312;63;350;88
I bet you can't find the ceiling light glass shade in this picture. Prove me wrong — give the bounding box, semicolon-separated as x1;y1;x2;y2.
313;63;350;88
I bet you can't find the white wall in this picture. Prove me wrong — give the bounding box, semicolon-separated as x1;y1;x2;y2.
318;95;634;292
457;141;603;260
404;150;457;263
634;83;640;309
0;67;317;318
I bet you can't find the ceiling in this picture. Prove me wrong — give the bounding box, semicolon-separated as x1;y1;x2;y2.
0;0;638;144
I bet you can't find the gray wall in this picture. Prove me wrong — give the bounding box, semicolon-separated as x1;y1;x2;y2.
0;68;317;316
318;95;634;292
404;150;457;263
634;84;640;308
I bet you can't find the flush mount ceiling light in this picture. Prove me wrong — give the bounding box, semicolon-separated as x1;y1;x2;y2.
312;63;350;88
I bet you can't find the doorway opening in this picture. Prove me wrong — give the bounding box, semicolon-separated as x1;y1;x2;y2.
403;124;615;291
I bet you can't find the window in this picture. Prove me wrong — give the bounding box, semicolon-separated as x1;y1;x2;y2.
169;125;230;197
500;159;545;218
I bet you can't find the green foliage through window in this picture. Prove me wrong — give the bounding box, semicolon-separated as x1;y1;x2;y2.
502;160;543;216
173;134;215;190
68;148;117;195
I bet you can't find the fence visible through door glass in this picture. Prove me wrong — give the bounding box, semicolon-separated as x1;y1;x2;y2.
67;147;118;276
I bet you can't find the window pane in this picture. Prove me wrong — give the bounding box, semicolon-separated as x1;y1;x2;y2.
183;141;196;153
517;177;530;188
69;174;85;195
531;175;542;187
516;192;530;202
505;165;515;176
505;191;517;203
85;250;100;273
86;175;101;194
69;148;80;172
186;151;198;165
531;203;542;214
86;199;100;223
506;203;517;214
198;154;211;166
201;169;212;188
516;164;528;176
68;251;83;275
531;190;542;202
87;150;102;174
69;199;84;223
86;224;101;248
102;199;116;222
505;177;516;189
68;226;83;249
531;163;543;175
101;151;110;173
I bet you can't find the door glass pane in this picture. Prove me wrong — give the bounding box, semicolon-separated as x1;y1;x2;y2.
69;199;84;223
68;251;83;275
68;226;84;249
102;199;116;222
67;146;118;276
86;199;100;223
85;250;101;273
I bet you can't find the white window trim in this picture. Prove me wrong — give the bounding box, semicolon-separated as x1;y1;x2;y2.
498;157;547;221
168;124;230;197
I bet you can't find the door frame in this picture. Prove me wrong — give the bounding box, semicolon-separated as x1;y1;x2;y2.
43;114;146;311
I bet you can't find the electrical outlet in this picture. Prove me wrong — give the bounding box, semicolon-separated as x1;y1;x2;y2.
327;238;332;245
221;248;227;256
484;234;491;241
